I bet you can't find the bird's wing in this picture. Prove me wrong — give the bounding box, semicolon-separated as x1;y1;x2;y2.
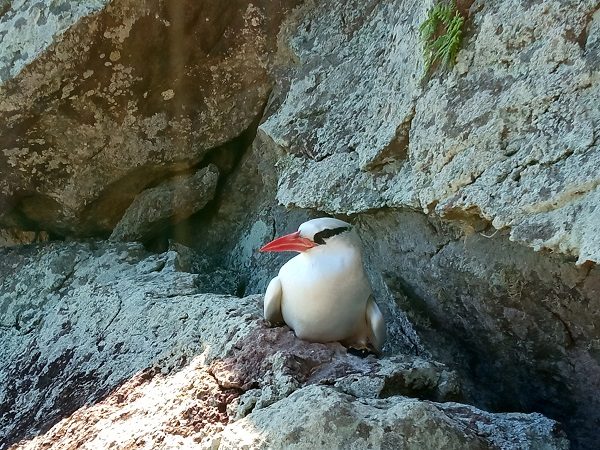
366;296;386;353
264;276;284;325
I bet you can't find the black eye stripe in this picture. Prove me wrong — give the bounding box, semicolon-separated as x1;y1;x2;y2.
313;226;350;245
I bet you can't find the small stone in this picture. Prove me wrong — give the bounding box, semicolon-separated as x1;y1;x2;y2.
161;89;175;100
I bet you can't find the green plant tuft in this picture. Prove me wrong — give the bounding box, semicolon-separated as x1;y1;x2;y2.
420;0;465;75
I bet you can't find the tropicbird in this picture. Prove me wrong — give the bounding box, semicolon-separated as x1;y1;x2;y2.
260;217;386;353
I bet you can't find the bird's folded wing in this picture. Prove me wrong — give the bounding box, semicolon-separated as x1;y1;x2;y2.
264;276;284;325
366;296;386;353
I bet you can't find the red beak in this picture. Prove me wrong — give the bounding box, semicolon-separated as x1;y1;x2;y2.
259;231;318;253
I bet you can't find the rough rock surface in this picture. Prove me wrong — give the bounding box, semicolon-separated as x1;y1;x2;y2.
0;229;48;247
182;122;599;448
0;241;260;448
0;0;301;236
209;327;459;418
262;0;600;265
10;360;238;450
220;385;568;450
186;153;600;448
1;242;567;450
110;164;219;242
356;210;600;450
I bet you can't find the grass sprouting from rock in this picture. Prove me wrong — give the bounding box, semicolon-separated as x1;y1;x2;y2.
420;0;465;75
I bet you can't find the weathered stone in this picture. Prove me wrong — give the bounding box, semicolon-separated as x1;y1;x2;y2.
3;241;567;450
210;326;458;419
219;385;569;450
356;209;600;450
262;0;600;265
0;0;301;236
261;0;422;170
333;355;460;402
0;241;263;447
0;229;48;247
110;164;219;242
9;360;238;450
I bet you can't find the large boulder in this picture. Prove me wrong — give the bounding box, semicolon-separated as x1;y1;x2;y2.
0;241;568;449
220;385;568;450
261;0;600;265
0;0;301;236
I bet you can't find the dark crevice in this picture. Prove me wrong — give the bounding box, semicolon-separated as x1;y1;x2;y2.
51;264;77;294
366;105;415;171
146;95;270;254
541;304;577;348
100;297;123;339
378;376;440;401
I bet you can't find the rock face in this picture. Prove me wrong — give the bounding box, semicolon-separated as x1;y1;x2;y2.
241;1;600;447
1;242;568;450
220;385;568;450
2;0;600;449
0;241;260;447
0;0;300;236
356;210;600;450
110;164;219;242
262;0;600;265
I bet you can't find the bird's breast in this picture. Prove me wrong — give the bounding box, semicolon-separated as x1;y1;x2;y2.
277;250;371;342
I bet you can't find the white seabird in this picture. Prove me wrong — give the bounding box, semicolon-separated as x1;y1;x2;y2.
260;217;386;353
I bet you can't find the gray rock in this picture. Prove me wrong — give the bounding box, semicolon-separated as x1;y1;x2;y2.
209;325;457;420
261;0;600;265
186;143;599;446
356;209;600;450
2;241;567;450
0;1;108;83
110;164;219;242
2;1;598;449
219;384;569;450
333;355;460;401
0;240;263;447
0;0;301;236
9;358;239;449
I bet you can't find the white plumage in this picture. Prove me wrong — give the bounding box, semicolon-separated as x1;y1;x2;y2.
261;218;386;352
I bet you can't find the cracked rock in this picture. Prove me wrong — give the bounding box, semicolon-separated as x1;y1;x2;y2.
110;164;220;242
0;241;569;449
219;385;569;450
262;0;600;264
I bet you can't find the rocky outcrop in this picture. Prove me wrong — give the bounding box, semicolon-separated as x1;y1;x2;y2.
0;241;259;447
2;0;600;449
179;117;599;448
110;164;219;242
184;131;600;450
262;0;600;265
356;210;600;450
0;0;301;236
1;242;568;450
220;385;568;450
229;1;599;447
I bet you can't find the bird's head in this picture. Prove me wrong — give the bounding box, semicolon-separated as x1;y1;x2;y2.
259;217;352;253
